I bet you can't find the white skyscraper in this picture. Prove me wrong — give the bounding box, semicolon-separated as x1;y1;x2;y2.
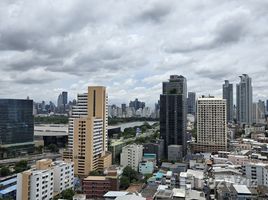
67;93;88;149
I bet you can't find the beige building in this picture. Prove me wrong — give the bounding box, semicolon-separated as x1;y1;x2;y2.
73;86;112;176
120;144;143;170
193;96;227;153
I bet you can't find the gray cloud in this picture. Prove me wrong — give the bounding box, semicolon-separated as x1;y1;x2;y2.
0;0;267;104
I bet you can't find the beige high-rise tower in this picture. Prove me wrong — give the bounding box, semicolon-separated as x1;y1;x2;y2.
73;86;111;176
192;96;227;153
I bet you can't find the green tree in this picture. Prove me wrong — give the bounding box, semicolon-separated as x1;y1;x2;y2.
14;160;29;173
35;145;43;154
0;166;11;176
89;170;103;176
53;189;75;200
48;144;59;153
120;176;130;189
122;166;138;182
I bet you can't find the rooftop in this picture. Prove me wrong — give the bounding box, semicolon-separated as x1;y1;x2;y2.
84;176;106;181
233;185;251;194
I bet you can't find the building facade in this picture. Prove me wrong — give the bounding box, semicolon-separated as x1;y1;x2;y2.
16;159;74;200
223;80;233;122
120;144;143;170
82;175;119;199
72;86;111;176
187;92;196;115
236;74;253;125
0;99;34;158
160;75;187;157
193;96;227;153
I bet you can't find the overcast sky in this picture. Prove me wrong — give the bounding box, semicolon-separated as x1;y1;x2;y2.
0;0;268;106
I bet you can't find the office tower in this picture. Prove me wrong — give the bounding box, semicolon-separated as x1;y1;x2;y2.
121;103;126;116
73;86;111;176
236;74;253;125
0;99;34;158
253;100;266;124
222;80;233;122
160;75;187;157
16;159;74;200
62;91;68;105
187;92;196;115
194;96;227;153
120;144;143;170
266;100;268;114
129;98;145;111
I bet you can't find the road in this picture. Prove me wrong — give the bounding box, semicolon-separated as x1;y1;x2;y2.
0;153;61;165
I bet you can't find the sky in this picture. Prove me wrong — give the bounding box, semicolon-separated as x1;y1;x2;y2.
0;0;268;106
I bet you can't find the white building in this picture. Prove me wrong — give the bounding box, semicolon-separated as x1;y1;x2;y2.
195;96;227;153
243;162;268;186
120;144;143;170
16;159;74;200
68;93;88;149
53;161;74;193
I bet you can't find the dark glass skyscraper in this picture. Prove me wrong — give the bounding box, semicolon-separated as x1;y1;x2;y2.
236;74;253;125
187;92;196;115
160;75;187;157
0;99;34;158
223;80;233;122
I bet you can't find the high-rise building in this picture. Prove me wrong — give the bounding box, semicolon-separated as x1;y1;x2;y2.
0;99;34;158
16;159;74;200
187;92;196;115
236;74;253;125
67;93;88;150
193;96;227;153
266;100;268;114
72;86;112;176
129;98;145;111
121;103;126;116
160;75;187;157
120;144;143;170
223;80;233;122
62;91;68;105
252;100;266;124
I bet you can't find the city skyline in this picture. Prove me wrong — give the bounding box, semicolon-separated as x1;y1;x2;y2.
0;1;268;105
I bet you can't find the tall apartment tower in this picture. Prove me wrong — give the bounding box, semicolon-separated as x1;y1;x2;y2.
187;92;196;115
73;86;111;176
223;80;233;122
160;75;187;157
236;74;253;125
193;96;227;153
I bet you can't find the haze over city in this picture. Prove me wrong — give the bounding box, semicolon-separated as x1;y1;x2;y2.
0;0;268;105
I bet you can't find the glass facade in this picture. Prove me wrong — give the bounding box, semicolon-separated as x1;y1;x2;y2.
0;99;34;149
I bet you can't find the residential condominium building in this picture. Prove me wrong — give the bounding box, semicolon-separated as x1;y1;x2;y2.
236;74;253;125
0;99;34;158
193;96;227;153
120;144;143;170
242;162;268;186
16;159;74;200
222;80;233;122
160;75;187;157
72;86;112;176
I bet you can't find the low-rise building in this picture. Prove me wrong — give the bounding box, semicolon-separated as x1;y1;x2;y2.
139;161;154;175
16;159;74;200
0;176;17;199
82;175;119;199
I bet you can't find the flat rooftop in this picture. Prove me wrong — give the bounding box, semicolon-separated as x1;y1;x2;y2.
84;176;106;181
